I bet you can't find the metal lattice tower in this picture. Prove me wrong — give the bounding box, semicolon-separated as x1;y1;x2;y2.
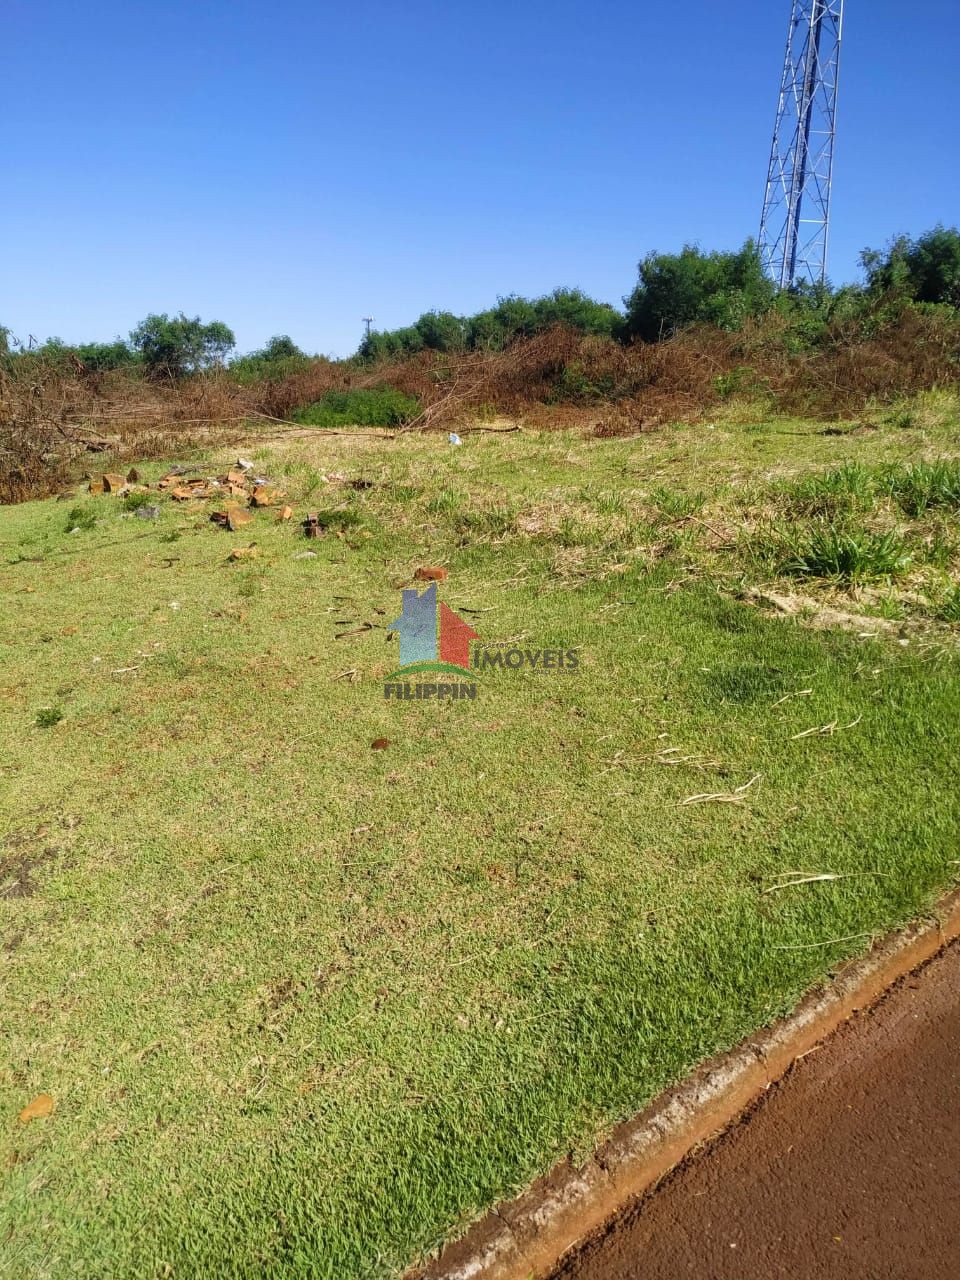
758;0;844;290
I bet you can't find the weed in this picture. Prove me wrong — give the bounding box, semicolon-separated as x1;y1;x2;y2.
779;463;874;518
878;460;960;517
651;486;705;520
64;504;98;532
578;488;626;516
426;489;467;517
311;507;363;531
936;583;960;623
777;523;912;582
34;706;64;728
454;506;517;538
120;490;155;512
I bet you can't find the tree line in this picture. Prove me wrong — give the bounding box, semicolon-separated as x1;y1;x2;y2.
3;225;958;377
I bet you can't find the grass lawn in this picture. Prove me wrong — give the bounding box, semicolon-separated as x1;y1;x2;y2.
2;407;960;1278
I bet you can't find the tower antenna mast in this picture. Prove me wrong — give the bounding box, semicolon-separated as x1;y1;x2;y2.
759;0;844;290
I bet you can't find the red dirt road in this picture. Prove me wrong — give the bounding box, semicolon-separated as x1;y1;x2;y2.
553;939;960;1280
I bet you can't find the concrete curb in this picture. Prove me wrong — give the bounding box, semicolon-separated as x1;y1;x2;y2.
411;887;960;1280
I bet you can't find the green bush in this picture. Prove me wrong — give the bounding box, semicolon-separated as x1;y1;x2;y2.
623;241;776;342
65;504;98;532
359;289;621;360
861;226;960;308
231;336;313;384
294;386;420;428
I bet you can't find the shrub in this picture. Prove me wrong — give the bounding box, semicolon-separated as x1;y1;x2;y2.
293;386;419;428
359;289;621;360
120;490;155;512
861;226;960;308
623;241;776;342
65;504;99;532
230;336;312;385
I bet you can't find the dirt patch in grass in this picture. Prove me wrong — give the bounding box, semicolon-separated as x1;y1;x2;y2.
0;834;60;900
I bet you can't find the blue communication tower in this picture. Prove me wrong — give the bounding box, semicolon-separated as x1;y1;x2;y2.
758;0;844;289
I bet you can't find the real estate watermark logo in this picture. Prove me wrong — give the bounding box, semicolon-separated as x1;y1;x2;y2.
383;582;580;700
384;582;479;700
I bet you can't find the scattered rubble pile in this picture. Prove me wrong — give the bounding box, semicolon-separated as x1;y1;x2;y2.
87;458;294;533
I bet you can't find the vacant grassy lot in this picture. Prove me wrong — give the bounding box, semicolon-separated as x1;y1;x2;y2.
2;404;960;1278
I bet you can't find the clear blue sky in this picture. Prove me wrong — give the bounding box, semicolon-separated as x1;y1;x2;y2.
3;0;957;357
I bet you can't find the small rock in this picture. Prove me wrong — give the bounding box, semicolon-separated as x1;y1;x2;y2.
448;432;463;446
18;1094;55;1124
126;467;140;483
236;457;254;471
293;551;317;560
135;505;161;520
228;545;260;561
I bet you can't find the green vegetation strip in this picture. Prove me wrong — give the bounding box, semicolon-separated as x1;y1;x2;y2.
2;419;959;1279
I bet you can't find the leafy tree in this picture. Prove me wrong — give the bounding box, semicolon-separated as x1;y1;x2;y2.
359;289;621;360
254;335;305;361
130;312;235;377
861;226;960;307
623;241;776;341
414;311;466;353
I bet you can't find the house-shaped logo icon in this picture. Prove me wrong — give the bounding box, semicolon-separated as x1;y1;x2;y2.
388;583;479;673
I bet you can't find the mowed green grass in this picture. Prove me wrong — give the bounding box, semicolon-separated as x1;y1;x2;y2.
2;415;960;1278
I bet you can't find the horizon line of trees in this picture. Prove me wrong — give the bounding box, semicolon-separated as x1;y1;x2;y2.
3;225;958;378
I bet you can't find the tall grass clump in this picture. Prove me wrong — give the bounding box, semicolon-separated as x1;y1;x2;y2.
779;462;875;518
772;523;912;582
878;460;960;517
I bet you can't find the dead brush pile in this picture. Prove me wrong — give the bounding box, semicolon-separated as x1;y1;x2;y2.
3;308;958;503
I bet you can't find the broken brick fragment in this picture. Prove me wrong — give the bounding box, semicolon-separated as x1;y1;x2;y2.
414;566;448;582
250;485;284;508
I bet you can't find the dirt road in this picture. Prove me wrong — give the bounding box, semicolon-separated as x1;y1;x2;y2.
553;939;960;1279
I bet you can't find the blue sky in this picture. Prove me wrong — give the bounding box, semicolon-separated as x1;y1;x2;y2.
3;0;958;357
